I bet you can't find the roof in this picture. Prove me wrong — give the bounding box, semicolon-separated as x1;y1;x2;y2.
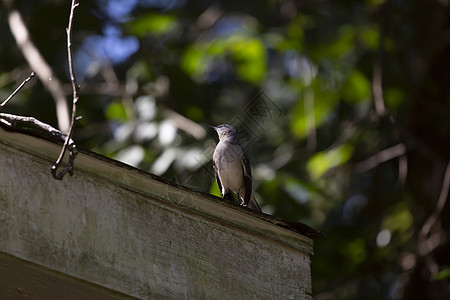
0;121;324;248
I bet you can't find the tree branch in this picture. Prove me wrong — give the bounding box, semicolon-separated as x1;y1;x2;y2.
0;113;75;146
353;143;407;173
51;0;80;180
0;72;35;109
372;0;390;117
418;161;450;254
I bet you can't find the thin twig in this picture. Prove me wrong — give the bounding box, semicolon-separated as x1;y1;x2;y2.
353;143;406;173
372;62;386;116
398;154;408;185
0;72;35;109
163;109;206;139
372;1;390;117
51;0;80;180
417;160;450;275
304;87;316;153
419;161;450;246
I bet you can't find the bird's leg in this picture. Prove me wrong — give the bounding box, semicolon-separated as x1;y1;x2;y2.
223;191;235;203
237;191;246;206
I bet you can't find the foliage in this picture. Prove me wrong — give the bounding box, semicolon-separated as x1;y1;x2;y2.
1;0;449;299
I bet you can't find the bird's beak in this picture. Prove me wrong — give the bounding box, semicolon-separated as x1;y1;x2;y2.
209;125;217;131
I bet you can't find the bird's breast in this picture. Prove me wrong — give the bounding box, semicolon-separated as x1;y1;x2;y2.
213;142;245;193
217;160;245;193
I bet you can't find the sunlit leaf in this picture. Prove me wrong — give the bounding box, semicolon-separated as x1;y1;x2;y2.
359;25;379;50
209;180;222;198
342;70;371;104
381;202;413;233
105;101;127;122
310;26;355;61
181;45;210;81
231;37;266;84
128;13;177;36
290;80;340;138
181;33;266;84
208;38;228;55
432;267;450;281
307;144;354;179
385;87;405;110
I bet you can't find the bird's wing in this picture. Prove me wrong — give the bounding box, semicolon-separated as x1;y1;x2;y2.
213;161;223;195
214;161;235;202
241;149;252;207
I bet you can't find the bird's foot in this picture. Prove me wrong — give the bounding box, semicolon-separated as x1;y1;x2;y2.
223;192;235;203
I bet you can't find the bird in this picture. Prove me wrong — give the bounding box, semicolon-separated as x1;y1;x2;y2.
211;124;262;212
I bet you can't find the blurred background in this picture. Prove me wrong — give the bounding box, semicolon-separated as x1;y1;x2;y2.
1;0;449;299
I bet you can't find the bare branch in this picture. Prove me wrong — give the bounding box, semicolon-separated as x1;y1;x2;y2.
304;87;316;153
398;154;408;186
0;72;35;109
419;161;450;244
417;160;450;275
436;161;450;214
163;109;206;140
0;114;78;182
0;113;75;146
372;62;386;116
4;2;70;131
421;161;450;236
353;143;406;173
371;1;389;117
51;0;80;180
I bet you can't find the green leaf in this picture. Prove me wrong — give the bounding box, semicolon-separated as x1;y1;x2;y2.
128;13;177;36
181;45;210;80
105;101;127;122
381;202;413;233
186;106;204;122
182;34;266;84
342;70;371;104
310;26;356;61
290;80;340;138
432;267;450;281
345;238;367;264
307;144;354;179
359;25;380;50
385;87;405;110
231;37;266;84
209;180;222;198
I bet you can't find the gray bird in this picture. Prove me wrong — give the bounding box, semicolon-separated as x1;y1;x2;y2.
211;124;262;212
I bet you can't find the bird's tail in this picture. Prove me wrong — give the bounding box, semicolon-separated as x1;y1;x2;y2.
247;196;262;213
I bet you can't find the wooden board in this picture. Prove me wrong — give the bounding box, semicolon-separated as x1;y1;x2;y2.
0;252;135;299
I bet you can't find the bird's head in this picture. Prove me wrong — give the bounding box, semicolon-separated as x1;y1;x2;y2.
211;124;237;142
